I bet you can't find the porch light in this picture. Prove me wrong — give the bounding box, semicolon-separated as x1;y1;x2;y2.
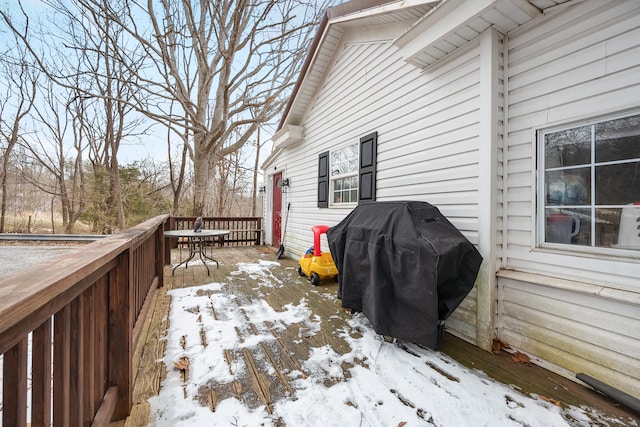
258;185;266;194
281;178;290;193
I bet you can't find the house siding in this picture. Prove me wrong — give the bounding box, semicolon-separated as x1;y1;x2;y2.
271;32;493;343
264;0;640;405
501;0;640;398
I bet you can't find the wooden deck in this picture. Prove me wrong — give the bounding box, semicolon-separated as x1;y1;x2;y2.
118;246;639;426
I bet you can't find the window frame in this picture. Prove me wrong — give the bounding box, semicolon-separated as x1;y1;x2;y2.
536;109;640;255
329;143;359;207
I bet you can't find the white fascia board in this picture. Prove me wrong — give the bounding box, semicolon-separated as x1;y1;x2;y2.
271;124;304;150
330;0;441;25
394;0;498;64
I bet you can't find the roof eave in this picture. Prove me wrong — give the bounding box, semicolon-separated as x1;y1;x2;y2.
394;0;542;68
277;0;434;131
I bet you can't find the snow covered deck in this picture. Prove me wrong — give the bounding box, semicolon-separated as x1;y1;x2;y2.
119;246;639;426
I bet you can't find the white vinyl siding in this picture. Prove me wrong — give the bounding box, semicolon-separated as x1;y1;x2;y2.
504;0;640;287
502;0;640;399
375;41;483;243
498;274;640;400
270;31;491;343
282;41;484;250
264;0;640;402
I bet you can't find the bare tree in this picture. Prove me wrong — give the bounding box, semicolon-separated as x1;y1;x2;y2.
1;1;149;232
121;0;327;215
2;0;332;219
3;0;328;216
72;2;150;231
250;125;269;217
211;150;251;216
0;45;38;232
4;146;52;232
164;101;192;215
20;79;88;233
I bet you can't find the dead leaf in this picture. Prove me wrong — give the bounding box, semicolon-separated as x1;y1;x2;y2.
511;351;531;364
492;337;511;353
540;395;562;407
174;356;190;371
398;422;408;427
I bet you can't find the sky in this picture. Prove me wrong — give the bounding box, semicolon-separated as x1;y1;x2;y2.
145;259;637;427
0;0;278;170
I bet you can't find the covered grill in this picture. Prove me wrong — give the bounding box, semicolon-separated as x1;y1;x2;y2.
327;201;482;349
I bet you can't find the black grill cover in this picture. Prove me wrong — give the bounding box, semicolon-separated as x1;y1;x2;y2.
326;201;482;349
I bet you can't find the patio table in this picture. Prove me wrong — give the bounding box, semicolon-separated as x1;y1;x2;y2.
164;229;230;276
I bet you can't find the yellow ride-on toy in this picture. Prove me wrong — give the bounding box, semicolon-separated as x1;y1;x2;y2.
298;225;338;286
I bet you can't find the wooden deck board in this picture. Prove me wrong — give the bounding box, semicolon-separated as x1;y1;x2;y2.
119;246;640;426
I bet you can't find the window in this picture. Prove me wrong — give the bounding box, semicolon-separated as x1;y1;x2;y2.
317;131;378;208
331;144;359;205
539;111;640;250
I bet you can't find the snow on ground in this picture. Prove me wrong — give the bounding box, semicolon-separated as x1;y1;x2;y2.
147;261;633;427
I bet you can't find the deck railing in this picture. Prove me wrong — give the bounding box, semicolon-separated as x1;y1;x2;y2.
170;216;262;246
0;214;170;426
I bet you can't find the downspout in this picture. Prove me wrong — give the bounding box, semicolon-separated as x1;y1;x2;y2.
476;27;502;352
501;33;509;273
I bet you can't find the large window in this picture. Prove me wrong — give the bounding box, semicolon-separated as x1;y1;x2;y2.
330;144;358;205
539;111;640;251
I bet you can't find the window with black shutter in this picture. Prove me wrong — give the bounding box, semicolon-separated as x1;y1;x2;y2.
317;151;329;208
359;131;377;203
317;131;377;208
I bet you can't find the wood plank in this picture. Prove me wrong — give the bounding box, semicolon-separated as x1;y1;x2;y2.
0;216;169;427
93;386;119;427
131;277;170;402
70;297;84;425
54;305;71;426
109;252;132;421
0;257;117;356
82;287;95;424
122;246;640;426
32;318;52;427
95;276;109;411
132;276;159;361
440;332;638;421
2;336;28;427
242;348;273;413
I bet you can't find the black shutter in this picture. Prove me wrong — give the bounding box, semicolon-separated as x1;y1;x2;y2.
359;131;377;203
318;150;329;208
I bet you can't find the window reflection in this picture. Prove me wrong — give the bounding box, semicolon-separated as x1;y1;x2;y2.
330;144;359;205
542;112;640;250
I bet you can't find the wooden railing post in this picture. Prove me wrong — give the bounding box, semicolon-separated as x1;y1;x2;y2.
2;337;28;427
53;305;71;426
164;218;173;268
108;250;132;420
32;318;52;427
81;288;96;425
157;225;166;289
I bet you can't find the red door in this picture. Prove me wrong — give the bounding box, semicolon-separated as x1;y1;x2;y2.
272;172;283;247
